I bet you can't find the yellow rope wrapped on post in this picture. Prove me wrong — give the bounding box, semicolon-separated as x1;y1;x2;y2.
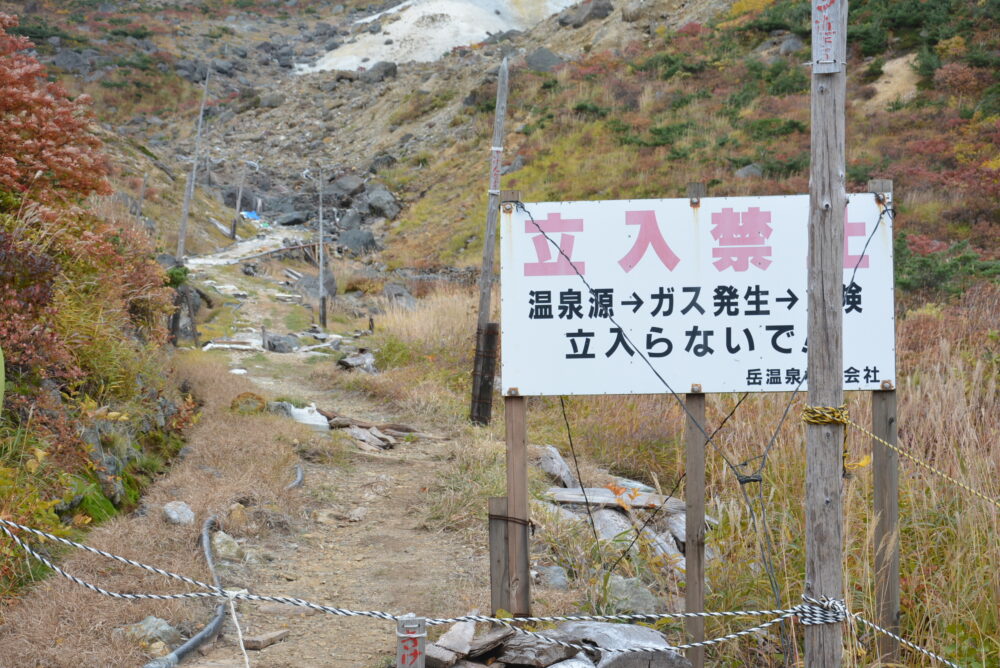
802;404;849;426
802;404;851;476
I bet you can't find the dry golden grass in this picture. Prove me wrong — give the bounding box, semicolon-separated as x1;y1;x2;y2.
0;352;309;666
371;277;999;665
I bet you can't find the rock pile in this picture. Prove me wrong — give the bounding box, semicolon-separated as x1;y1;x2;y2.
422;620;691;667
528;445;717;614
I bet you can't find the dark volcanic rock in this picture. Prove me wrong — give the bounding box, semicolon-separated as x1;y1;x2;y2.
365;186;400;219
339;228;377;254
368;152;397;173
330;174;366;199
264;332;300;353
525;47;564;72
558;0;614;28
276;211;309;226
359;60;397;83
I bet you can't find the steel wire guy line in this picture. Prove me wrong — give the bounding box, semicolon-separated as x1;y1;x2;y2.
514;202;794;605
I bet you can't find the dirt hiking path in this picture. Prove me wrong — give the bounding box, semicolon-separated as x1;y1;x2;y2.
186;253;491;667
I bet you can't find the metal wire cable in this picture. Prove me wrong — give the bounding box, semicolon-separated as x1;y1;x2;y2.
559;396;601;548
605;393;748;575
515;201;787;614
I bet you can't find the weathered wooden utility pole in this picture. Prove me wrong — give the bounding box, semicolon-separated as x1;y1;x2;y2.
135;172;147;228
176;68;211;259
805;0;849;665
470;57;509;425
316;166;327;329
231;160;259;240
301;168;329;328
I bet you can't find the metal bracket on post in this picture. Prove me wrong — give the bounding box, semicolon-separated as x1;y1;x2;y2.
396;614;426;668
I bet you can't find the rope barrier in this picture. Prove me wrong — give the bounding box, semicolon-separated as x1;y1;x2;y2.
0;517;959;665
851;611;959;668
845;419;1000;511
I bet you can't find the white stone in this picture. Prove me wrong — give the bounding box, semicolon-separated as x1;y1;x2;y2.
162;501;195;526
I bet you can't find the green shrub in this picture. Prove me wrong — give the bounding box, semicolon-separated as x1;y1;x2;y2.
759;151;809;177
894;234;1000;295
611;121;692;147
165;265;188;288
976;83;1000;117
745;1;811;35
572;101;609;117
861;57;886;83
765;61;809;95
849;22;888;57
632;52;705;80
914;45;941;84
743;117;805;140
724;82;759;118
10;19;69;42
110;26;152;40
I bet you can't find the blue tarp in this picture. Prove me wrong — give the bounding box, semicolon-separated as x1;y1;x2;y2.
240;211;261;221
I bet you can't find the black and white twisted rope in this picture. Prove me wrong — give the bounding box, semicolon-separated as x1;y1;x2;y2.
426;597;847;655
0;517;397;620
852;612;959;668
0;518;222;602
439;610;799;655
0;518;957;666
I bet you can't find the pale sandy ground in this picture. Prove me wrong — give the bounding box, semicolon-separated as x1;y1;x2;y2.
298;0;579;72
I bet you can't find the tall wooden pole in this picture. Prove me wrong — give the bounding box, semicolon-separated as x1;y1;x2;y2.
176;69;211;259
232;166;246;240
317;166;327;329
805;1;848;665
684;391;706;668
136;172;147;228
470;58;509;425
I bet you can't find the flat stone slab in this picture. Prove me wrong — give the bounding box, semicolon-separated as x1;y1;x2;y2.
545;488;685;513
244;629;289;650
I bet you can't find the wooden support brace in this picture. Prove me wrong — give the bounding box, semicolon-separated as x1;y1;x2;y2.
489;497;510;615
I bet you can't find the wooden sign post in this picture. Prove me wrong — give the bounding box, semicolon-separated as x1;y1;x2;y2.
868;179;899;663
684;390;706;668
504;394;530;616
805;0;848;665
